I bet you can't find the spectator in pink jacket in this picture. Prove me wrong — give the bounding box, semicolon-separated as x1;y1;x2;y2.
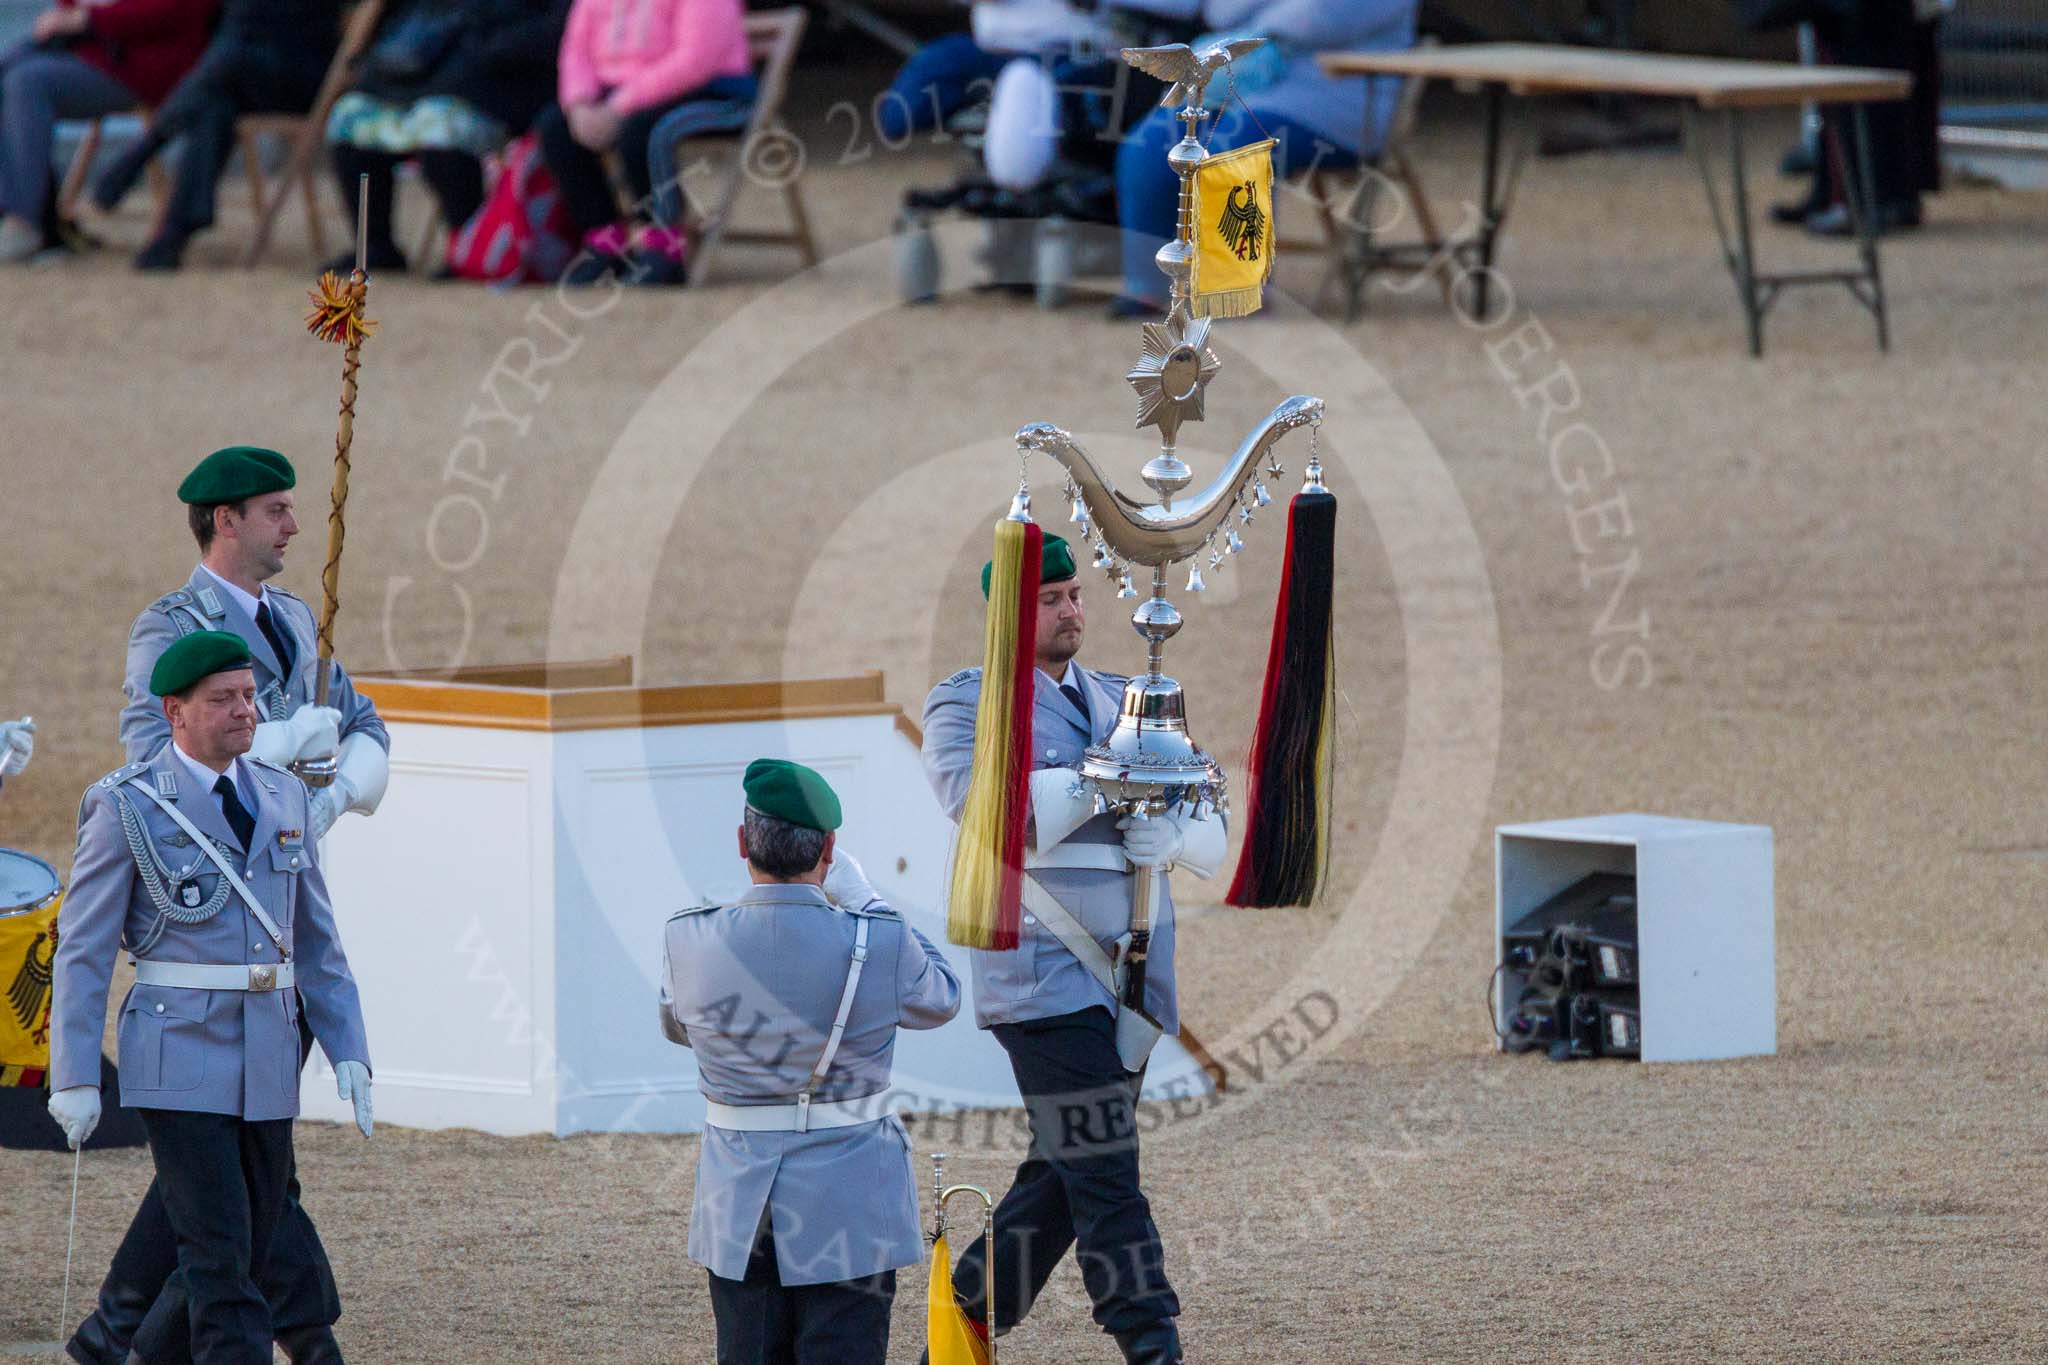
538;0;753;285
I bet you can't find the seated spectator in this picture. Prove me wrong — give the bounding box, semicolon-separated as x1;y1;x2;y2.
325;0;571;274
877;0;1199;144
1111;0;1417;315
90;0;344;271
0;0;216;263
536;0;754;286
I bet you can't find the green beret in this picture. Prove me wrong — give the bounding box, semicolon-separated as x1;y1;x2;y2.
981;533;1076;599
743;758;842;832
150;630;255;697
178;446;296;506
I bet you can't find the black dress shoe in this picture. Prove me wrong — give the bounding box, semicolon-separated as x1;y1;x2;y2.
1105;294;1164;321
1805;199;1922;237
132;230;189;271
1770;197;1822;226
560;248;625;286
1114;1320;1185;1364
276;1324;345;1363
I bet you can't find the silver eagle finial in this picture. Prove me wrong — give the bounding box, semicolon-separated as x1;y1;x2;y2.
1123;38;1271;110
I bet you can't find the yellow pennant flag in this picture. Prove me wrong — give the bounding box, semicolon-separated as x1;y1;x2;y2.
0;896;59;1087
1191;137;1277;319
927;1232;990;1365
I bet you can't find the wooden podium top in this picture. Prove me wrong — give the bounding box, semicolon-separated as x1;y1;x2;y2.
356;659;920;738
1320;43;1911;109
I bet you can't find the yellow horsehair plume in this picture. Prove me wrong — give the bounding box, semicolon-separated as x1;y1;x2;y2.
945;517;1041;950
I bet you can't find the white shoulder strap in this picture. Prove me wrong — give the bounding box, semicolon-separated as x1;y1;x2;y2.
1020;875;1121;998
795;912;870;1134
122;777;288;957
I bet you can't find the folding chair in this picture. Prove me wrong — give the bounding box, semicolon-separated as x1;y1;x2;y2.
55;115;169;231
238;0;387;266
664;7;820;284
1280;35;1449;317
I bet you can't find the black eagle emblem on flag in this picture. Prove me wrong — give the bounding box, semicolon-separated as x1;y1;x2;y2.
1217;181;1264;262
10;930;52;1032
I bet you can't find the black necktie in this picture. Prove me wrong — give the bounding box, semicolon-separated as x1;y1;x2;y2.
1060;681;1089;721
213;774;256;849
255;599;294;676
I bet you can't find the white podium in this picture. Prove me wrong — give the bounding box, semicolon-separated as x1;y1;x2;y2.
1495;814;1776;1063
305;661;1220;1135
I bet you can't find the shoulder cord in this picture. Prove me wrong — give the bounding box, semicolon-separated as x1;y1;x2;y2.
110;787;231;956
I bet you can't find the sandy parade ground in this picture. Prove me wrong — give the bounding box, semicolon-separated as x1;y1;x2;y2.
1;70;2045;1362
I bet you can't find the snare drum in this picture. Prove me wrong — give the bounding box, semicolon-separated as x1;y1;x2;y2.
0;847;61;921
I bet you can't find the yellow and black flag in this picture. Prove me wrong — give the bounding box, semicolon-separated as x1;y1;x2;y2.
1190;138;1276;319
0;899;58;1087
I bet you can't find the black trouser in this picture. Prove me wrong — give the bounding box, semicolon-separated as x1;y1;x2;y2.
70;1009;341;1365
531;98;679;235
329;142;487;253
128;1109;294;1365
706;1214;896;1365
952;1007;1179;1341
148;39;331;234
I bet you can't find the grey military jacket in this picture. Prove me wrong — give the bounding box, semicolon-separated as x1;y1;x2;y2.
120;565;389;764
922;664;1181;1034
660;883;961;1285
49;748;371;1121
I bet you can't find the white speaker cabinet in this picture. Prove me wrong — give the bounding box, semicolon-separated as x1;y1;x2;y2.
1495;814;1776;1063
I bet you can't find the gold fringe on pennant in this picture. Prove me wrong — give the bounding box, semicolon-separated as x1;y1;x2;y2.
305;271;376;346
1188;284;1268;321
945;517;1041;950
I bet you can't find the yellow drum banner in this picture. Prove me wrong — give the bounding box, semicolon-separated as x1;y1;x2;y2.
0;896;58;1086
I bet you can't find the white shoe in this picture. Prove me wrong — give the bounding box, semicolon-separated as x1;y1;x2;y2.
0;217;41;263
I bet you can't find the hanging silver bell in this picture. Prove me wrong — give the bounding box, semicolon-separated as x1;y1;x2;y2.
1186;564;1206;593
1254;482;1272;508
1225;529;1243;555
1116;571;1137;599
1092;541;1114;571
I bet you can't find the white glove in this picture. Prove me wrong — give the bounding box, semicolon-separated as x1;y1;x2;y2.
1029;767;1098;851
307;782;350;841
335;1060;373;1138
48;1085;100;1150
1118;811;1185;868
1118;808;1229;876
0;717;33;778
249;706;343;767
823;848;880;910
309;732;391;841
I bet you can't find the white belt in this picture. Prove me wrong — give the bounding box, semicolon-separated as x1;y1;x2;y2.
1027;842;1155;874
132;960;295;992
703;1094;891;1133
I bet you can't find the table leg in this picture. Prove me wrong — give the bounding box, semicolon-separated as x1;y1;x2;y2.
1474;82;1507;320
1848;102;1890;352
1724;107;1765;359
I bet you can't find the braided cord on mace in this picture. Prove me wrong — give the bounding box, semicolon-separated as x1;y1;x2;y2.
303;175;378;718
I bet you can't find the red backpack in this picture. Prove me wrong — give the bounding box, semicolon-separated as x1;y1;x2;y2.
447;134;576;284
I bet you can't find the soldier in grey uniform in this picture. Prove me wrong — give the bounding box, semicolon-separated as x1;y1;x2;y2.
921;535;1224;1365
119;445;389;838
69;446;388;1365
46;631;373;1365
660;758;962;1364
